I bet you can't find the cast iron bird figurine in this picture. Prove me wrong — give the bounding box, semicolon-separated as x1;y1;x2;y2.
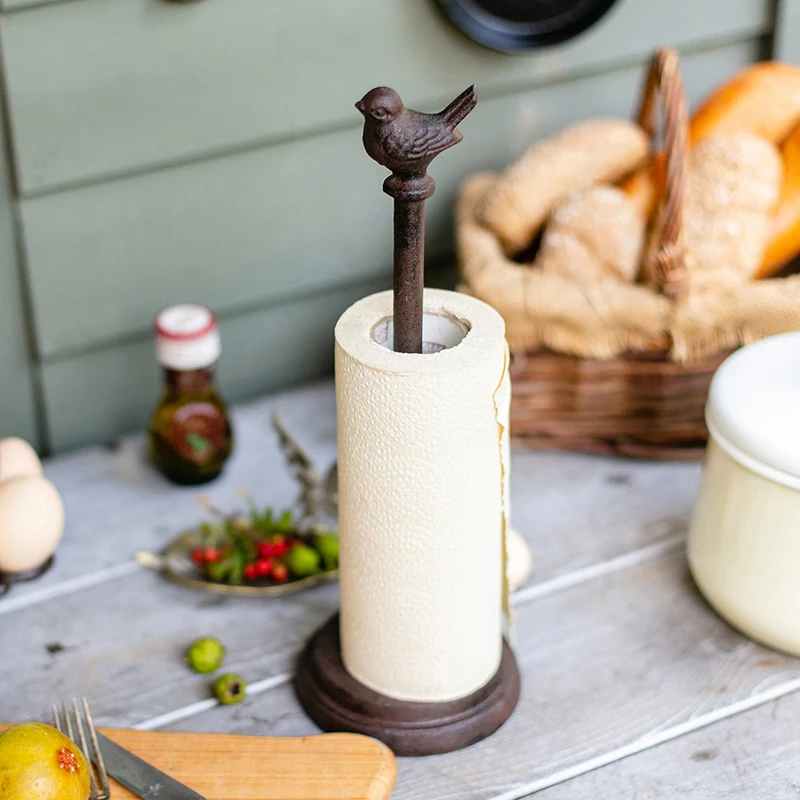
356;85;477;179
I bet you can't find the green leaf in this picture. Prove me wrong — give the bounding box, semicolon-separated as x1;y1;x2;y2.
241;534;257;562
228;549;245;585
276;509;294;532
207;556;233;582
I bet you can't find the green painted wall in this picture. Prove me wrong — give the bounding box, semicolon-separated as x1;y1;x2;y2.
0;115;37;446
0;0;782;452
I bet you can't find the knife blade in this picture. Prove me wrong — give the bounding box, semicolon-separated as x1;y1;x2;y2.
96;731;208;800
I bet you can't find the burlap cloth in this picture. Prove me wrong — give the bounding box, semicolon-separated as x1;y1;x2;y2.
457;173;800;363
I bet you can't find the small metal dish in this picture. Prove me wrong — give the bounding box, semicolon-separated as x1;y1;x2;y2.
138;414;339;597
137;529;338;598
435;0;620;53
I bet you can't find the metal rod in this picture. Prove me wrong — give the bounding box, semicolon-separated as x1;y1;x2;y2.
393;199;425;353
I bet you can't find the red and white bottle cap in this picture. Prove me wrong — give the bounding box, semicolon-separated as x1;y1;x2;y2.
155;304;221;370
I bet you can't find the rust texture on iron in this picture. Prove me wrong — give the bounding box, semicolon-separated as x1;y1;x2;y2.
356;85;477;353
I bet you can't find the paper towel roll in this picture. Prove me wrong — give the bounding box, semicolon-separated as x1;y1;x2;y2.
336;288;510;703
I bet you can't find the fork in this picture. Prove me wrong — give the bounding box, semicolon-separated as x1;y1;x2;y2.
52;698;111;800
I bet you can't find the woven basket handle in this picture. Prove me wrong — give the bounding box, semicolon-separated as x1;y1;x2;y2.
636;47;689;300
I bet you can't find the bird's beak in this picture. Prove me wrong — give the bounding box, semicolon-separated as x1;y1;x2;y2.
355;100;366;114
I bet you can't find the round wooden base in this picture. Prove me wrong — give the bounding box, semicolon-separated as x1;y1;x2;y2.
0;556;54;598
294;614;520;756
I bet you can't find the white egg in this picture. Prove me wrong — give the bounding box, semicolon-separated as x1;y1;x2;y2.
0;475;64;574
0;437;43;483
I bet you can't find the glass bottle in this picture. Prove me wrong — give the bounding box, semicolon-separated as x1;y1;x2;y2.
149;305;233;485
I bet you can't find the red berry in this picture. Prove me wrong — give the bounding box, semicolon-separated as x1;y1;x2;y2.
257;542;273;559
204;547;220;563
258;540;289;557
243;563;259;581
191;548;207;565
256;558;272;577
272;562;289;583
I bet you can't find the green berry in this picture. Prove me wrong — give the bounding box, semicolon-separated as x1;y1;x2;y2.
187;637;225;674
213;673;247;705
286;544;322;578
313;533;340;571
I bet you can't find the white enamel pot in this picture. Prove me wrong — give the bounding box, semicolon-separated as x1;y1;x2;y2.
688;332;800;655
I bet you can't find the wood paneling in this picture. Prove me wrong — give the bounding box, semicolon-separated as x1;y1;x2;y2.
0;113;37;444
775;0;800;62
3;0;70;8
39;276;389;451
0;0;770;193
21;41;760;361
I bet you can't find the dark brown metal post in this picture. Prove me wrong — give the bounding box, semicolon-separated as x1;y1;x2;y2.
393;199;425;353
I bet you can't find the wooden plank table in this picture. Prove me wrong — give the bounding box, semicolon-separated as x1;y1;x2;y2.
3;380;798;798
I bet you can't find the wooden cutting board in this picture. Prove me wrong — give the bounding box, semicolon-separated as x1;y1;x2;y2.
0;725;397;800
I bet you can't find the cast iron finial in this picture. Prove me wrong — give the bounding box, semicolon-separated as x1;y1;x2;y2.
356;85;477;198
356;85;477;353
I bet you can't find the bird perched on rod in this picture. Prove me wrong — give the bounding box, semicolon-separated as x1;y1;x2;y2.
356;85;477;179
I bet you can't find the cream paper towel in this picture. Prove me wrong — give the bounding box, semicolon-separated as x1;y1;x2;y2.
335;288;510;703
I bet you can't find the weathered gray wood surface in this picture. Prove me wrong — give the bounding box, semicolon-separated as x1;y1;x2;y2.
0;384;701;720
536;691;800;799
2;382;701;608
168;552;800;800
1;0;768;192
3;380;798;798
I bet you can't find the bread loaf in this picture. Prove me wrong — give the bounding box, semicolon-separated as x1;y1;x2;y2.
689;62;800;146
653;135;782;289
480;119;649;254
536;186;644;283
758;120;800;277
624;62;800;222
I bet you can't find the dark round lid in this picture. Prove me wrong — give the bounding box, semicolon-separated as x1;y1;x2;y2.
436;0;620;52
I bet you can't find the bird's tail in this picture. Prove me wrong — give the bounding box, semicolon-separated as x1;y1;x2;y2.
440;85;477;128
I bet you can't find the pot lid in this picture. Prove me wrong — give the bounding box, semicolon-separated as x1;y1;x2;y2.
707;331;800;481
435;0;620;52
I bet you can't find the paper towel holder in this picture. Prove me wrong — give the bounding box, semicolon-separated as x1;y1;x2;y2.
295;615;520;756
293;86;521;755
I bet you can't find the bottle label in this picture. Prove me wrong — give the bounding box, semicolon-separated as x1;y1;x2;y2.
168;402;227;465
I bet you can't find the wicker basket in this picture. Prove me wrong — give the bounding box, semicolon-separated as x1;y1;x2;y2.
507;48;729;460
